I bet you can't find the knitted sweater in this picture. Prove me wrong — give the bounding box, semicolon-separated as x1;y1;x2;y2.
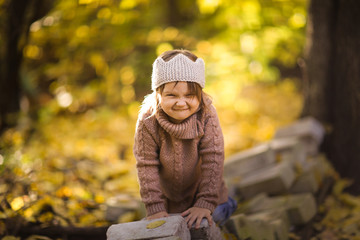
133;100;228;216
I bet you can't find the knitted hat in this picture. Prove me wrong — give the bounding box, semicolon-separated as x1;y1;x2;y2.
151;53;205;90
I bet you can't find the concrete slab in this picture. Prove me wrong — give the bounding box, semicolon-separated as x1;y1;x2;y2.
229;161;295;199
224;144;276;178
274;117;325;144
247;209;290;240
245;193;317;226
225;213;275;240
106;215;190;240
274;117;325;155
269;136;307;166
290;161;319;194
237;193;269;214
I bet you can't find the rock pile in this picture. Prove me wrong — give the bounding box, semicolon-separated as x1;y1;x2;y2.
223;117;334;239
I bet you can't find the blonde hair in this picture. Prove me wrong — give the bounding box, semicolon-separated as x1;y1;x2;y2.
139;50;210;119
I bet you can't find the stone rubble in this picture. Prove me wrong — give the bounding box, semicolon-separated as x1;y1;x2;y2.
223;117;333;240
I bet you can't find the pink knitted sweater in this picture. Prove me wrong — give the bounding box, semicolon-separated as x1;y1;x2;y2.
133;100;228;216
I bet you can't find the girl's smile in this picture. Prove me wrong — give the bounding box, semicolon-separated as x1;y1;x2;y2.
159;82;200;123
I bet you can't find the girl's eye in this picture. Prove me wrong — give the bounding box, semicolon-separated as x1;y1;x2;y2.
186;94;195;97
166;94;175;97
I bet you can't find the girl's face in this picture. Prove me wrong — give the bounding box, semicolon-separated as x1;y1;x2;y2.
159;82;200;123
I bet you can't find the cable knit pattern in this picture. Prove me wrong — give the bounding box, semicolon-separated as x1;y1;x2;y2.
151;54;205;90
134;99;228;216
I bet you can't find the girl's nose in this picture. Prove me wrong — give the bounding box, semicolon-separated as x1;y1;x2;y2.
176;98;186;106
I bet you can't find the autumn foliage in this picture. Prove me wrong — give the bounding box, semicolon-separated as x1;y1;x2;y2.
0;0;312;238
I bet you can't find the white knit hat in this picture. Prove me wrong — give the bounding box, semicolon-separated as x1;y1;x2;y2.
151;53;205;90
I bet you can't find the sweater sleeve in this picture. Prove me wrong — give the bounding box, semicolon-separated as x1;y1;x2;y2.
133;119;167;216
194;107;225;212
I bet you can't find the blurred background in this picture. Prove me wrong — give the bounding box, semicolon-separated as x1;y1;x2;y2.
0;0;307;231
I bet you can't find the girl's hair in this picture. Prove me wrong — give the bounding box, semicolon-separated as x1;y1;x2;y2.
139;50;210;119
159;49;198;62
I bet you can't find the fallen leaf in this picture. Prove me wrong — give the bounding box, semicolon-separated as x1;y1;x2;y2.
146;220;166;229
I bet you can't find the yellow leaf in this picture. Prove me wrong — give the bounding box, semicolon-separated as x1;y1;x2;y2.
146;220;166;229
10;197;24;211
339;193;360;208
94;194;105;204
333;179;353;196
118;211;136;223
1;236;21;240
55;186;72;198
25;235;53;240
38;212;54;223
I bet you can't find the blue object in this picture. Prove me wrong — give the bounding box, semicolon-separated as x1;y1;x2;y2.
212;197;237;226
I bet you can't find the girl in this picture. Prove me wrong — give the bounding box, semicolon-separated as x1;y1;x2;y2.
133;49;236;229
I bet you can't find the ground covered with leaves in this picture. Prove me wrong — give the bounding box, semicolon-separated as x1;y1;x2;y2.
308;178;360;240
288;177;360;240
0;107;142;239
0;91;360;240
0;112;360;240
1;86;360;240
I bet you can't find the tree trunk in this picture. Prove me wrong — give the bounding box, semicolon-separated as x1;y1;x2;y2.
0;0;28;131
0;0;53;133
303;0;360;194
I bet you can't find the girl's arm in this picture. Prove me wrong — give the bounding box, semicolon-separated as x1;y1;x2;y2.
194;107;225;212
134;120;167;216
182;108;224;228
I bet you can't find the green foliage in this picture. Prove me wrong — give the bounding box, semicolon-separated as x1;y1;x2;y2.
1;0;308;233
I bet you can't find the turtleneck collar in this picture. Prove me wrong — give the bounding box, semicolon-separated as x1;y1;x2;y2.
156;108;204;139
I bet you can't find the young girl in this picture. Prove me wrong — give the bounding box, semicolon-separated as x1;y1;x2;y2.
133;49;236;229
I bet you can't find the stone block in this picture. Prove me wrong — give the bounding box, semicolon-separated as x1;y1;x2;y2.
290;161;319;194
224;214;251;239
290;171;319;194
225;213;274;240
231;199;290;239
190;218;223;240
230;161;295;199
285;193;317;225
153;237;182;240
153;237;181;240
106;215;190;240
291;154;336;194
246;193;317;226
299;136;320;156
246;209;290;240
271;219;289;240
274;117;325;155
224;144;276;178
269;137;307;166
237;193;269;214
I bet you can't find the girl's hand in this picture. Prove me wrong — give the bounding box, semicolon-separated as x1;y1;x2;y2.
147;211;169;220
181;207;212;229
